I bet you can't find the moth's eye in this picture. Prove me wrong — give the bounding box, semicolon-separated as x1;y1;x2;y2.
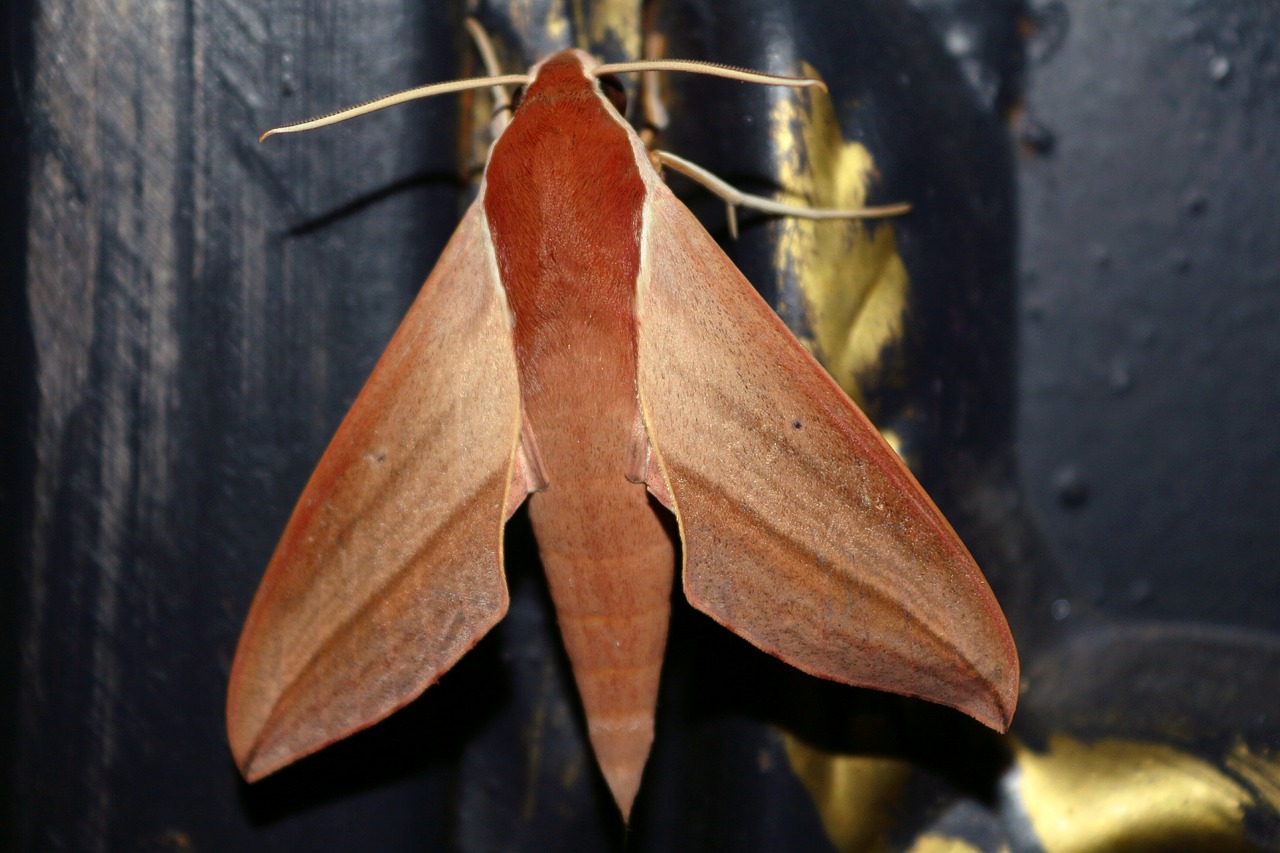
597;73;628;114
509;85;526;113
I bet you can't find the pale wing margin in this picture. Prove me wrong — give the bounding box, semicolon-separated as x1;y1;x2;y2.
635;187;1018;730
227;202;524;779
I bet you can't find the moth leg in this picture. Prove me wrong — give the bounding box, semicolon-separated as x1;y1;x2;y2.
507;411;549;518
464;18;517;135
653;150;911;239
624;403;674;511
637;12;669;153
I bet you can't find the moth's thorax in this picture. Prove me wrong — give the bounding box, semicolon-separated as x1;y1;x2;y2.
482;50;647;446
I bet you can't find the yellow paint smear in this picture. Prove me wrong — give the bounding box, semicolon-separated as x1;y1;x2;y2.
578;0;640;56
785;735;913;853
906;836;992;853
1014;735;1254;852
769;63;909;405
1224;739;1280;814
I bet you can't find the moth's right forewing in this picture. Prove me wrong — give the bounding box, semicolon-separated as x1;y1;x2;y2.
227;202;523;780
635;186;1018;731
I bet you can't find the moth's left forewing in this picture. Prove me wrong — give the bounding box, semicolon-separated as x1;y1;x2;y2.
227;203;523;780
632;175;1019;731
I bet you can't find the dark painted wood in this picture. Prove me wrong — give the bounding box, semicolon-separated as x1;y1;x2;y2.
9;0;1279;850
13;0;466;849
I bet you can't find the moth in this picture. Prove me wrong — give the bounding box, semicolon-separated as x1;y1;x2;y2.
227;34;1019;820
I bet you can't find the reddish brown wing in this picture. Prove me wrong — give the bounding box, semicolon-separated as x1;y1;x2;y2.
635;186;1018;730
227;203;523;779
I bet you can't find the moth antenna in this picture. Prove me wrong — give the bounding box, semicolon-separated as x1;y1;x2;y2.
464;17;517;129
593;59;828;92
260;73;532;142
655;150;911;238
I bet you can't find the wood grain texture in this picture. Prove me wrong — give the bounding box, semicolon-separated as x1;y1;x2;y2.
22;2;204;850
15;0;467;848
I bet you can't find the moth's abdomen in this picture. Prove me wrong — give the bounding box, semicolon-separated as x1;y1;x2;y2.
533;486;673;820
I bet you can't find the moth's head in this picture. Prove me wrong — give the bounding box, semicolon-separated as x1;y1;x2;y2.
510;49;628;119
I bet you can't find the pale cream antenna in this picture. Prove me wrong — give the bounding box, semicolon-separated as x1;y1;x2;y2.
593;59;829;92
656;151;911;239
261;36;909;233
605;54;910;233
259;73;531;141
261;41;828;143
600;53;898;230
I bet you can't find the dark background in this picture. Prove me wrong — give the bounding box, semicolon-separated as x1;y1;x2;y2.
4;0;1277;850
1016;0;1279;632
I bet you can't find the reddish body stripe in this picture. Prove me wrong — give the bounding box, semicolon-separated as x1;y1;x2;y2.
483;52;674;818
